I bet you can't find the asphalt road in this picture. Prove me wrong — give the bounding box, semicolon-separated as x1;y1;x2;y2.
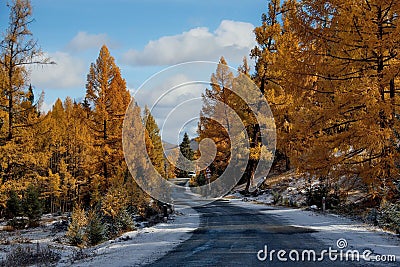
147;200;365;267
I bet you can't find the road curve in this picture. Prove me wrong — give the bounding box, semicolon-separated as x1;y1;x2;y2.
147;200;360;267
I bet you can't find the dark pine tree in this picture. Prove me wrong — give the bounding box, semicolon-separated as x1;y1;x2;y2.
6;190;21;219
144;107;166;177
175;133;194;177
22;185;43;225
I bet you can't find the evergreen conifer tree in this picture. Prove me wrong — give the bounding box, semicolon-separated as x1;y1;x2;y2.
175;133;194;177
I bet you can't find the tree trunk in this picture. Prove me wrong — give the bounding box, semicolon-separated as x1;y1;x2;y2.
103;119;108;185
245;160;257;194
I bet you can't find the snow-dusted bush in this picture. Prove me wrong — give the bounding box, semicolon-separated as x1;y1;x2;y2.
272;191;282;204
366;208;379;226
8;217;28;230
305;183;340;209
66;205;88;247
22;185;43;226
114;209;134;233
1;244;60;267
86;210;105;246
6;190;21;219
104;209;134;239
378;202;400;234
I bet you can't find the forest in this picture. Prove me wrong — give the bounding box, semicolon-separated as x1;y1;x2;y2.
0;0;400;249
0;0;172;246
198;0;400;218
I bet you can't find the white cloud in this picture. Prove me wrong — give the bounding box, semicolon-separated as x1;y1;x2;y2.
30;52;85;89
157;99;203;144
134;74;204;143
122;20;255;66
39;100;55;114
134;74;204;107
215;20;255;48
67;31;113;52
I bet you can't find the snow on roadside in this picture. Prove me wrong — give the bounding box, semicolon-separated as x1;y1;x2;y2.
65;205;199;267
228;198;400;265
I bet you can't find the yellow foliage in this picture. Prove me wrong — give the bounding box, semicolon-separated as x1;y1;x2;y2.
252;0;400;199
101;185;128;218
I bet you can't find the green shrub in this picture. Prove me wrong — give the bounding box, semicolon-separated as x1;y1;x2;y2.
86;211;105;246
305;184;328;207
22;185;42;225
378;203;400;234
115;209;134;233
195;173;206;186
272;191;282;205
6;190;21;219
103;208;135;240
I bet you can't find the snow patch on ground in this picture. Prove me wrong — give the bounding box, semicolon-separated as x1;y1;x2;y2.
228;191;274;204
228;198;400;265
66;205;200;266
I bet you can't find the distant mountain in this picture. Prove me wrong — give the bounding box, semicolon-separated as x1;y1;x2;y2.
163;141;178;156
190;139;199;151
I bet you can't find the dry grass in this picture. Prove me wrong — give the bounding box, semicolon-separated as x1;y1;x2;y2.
0;243;60;267
263;171;299;187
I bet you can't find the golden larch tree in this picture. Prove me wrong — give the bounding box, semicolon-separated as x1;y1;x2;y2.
85;45;131;188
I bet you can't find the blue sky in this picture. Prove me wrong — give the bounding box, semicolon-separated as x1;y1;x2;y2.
0;0;266;142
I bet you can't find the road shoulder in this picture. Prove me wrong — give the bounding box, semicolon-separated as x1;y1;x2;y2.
66;205;200;267
227;198;400;265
